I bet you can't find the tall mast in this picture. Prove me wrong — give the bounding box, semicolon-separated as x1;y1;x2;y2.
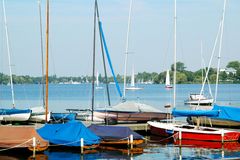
173;0;177;109
38;0;45;108
2;0;15;108
45;0;49;122
215;0;227;103
91;0;97;121
123;0;133;100
96;1;111;106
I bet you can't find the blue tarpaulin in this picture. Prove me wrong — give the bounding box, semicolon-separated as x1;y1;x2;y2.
88;124;143;140
212;104;240;122
37;121;100;146
172;108;219;117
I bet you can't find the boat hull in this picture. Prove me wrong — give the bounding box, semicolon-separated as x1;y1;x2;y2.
0;109;31;122
148;122;240;142
92;111;170;123
187;116;240;128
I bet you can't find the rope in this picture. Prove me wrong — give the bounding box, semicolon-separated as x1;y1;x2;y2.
143;132;179;143
48;138;99;147
0;138;32;152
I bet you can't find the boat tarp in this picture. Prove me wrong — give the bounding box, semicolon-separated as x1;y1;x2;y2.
0;108;31;115
213;104;240;122
51;113;76;121
172;109;219;117
37;120;100;146
88;124;143;140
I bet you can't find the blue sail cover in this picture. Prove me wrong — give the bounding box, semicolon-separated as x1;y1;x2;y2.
172;108;219;117
99;21;123;98
212;104;240;122
37;121;100;146
88;124;143;140
0;108;31;115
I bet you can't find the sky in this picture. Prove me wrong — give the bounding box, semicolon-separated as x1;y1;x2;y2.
0;0;240;77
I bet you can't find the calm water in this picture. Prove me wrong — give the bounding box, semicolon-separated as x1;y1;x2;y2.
0;83;240;159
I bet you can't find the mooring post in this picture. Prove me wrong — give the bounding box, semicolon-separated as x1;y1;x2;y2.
179;131;182;146
130;134;133;149
80;138;84;154
221;129;224;144
32;137;36;158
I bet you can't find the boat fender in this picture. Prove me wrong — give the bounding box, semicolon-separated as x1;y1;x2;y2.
166;129;174;135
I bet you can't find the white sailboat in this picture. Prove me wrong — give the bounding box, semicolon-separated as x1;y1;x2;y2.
165;69;172;89
29;0;51;123
126;66;143;90
95;71;103;89
0;0;31;122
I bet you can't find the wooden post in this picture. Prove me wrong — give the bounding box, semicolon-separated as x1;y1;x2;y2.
32;137;36;158
80;138;84;154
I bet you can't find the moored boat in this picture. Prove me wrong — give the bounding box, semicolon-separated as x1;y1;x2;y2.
0;125;48;151
148;121;240;142
0;108;31;122
88;124;144;146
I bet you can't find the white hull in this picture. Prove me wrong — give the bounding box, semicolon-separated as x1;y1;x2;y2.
1;113;31;122
185;98;214;105
29;106;51;122
126;87;143;90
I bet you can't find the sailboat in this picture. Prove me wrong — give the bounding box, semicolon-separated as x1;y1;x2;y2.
148;0;240;142
125;67;143;90
95;71;103;89
0;0;31;122
0;0;49;151
37;0;100;149
184;43;213;105
28;0;51;123
78;0;170;124
165;69;172;89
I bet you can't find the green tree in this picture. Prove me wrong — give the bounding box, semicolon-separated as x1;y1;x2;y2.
226;61;240;70
171;61;186;72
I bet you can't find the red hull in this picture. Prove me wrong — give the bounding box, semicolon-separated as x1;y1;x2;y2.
150;125;240;142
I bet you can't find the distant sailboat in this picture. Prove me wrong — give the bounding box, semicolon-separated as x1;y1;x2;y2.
95;71;103;89
126;67;143;90
165;69;172;89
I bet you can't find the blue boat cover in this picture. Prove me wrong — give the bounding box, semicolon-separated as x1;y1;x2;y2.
51;113;76;121
0;108;31;115
172;108;219;117
88;124;143;140
212;104;240;122
37;120;100;146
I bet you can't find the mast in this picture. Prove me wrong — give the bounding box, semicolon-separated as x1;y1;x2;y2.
123;0;133;100
96;1;111;106
45;0;49;122
91;0;97;121
38;0;45;108
173;0;177;109
215;0;227;103
2;0;15;108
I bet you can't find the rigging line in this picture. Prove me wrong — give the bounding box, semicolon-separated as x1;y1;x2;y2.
2;0;15;108
198;21;222;109
173;0;177;109
45;0;49;123
96;1;111;106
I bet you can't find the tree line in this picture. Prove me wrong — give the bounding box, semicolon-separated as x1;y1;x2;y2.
0;61;240;85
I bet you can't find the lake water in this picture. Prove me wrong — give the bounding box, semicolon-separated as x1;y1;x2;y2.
0;83;240;159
